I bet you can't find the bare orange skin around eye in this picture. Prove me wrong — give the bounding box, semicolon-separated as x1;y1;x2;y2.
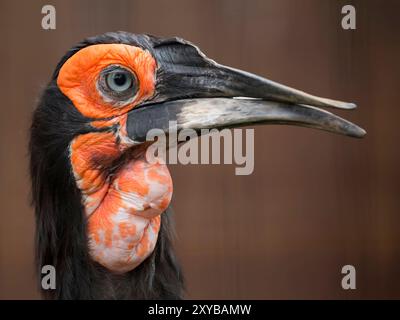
57;44;157;119
60;44;173;273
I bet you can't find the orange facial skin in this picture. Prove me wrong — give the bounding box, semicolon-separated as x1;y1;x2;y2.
58;44;156;119
58;44;173;273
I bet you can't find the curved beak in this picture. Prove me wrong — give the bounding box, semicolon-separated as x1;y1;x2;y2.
126;38;366;142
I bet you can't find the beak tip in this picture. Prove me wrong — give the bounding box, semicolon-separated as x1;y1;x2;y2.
347;102;357;110
351;126;367;138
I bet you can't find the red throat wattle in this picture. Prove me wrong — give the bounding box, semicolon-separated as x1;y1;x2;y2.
57;44;173;273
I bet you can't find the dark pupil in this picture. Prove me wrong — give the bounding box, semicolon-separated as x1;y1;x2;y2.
114;73;127;86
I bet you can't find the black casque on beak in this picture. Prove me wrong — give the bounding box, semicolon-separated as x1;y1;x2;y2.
127;37;366;142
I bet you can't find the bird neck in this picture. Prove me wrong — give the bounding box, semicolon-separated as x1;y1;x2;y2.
69;131;173;273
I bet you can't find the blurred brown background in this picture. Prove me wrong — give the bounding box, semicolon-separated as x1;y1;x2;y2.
0;0;399;299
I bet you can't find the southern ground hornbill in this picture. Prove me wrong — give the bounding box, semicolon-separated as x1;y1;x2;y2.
29;31;365;299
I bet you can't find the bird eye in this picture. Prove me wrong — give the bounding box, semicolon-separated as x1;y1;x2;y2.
106;70;132;92
98;65;138;102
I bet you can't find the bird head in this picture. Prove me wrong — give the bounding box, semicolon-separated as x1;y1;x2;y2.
30;32;365;292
